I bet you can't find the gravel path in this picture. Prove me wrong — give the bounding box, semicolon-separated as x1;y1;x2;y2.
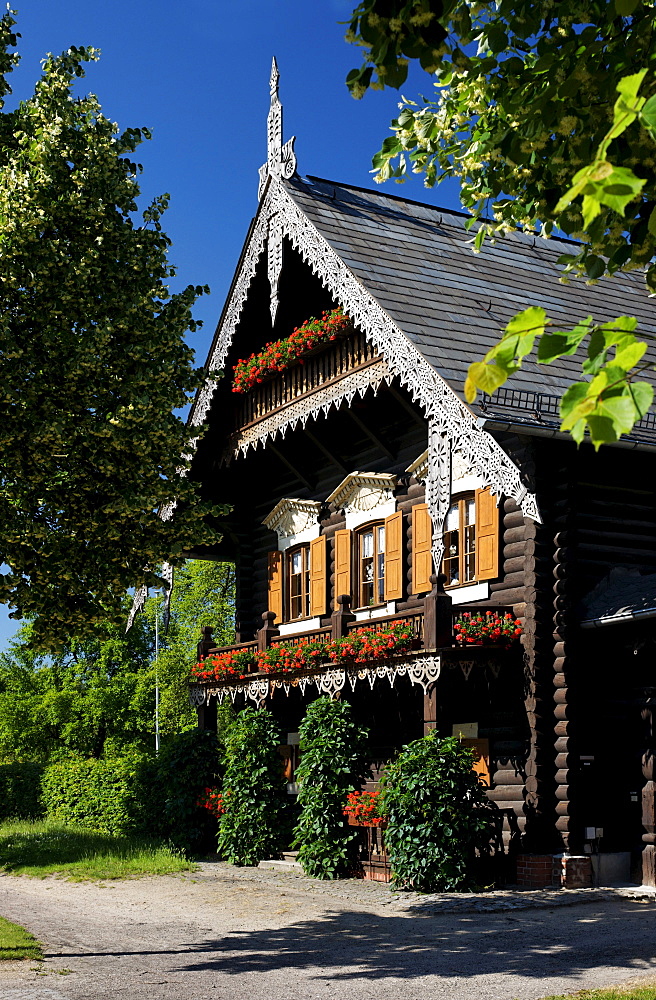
1;860;656;1000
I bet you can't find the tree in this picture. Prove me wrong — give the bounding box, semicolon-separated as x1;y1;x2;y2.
0;11;224;649
0;601;154;761
346;0;656;447
0;559;236;759
143;559;236;735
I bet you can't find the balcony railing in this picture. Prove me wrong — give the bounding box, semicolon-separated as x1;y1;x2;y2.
232;329;382;430
196;584;453;664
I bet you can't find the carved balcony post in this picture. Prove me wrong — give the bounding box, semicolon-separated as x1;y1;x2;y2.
331;594;356;640
196;626;215;662
423;574;452;650
257;611;280;651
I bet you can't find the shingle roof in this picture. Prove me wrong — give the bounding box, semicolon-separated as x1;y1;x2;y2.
285;175;656;428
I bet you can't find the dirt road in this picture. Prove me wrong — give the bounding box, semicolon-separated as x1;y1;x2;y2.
1;862;656;1000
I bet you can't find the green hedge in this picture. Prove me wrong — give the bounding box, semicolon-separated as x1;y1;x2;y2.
31;730;221;851
0;763;45;819
40;752;153;836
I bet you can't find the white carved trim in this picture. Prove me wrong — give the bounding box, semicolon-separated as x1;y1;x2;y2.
406;450;428;482
451;473;485;495
263;498;322;538
226;359;393;460
188;174;541;574
193;652;441;705
327;472;397;511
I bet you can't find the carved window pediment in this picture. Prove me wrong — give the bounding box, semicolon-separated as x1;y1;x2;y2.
327;473;397;513
263;498;322;540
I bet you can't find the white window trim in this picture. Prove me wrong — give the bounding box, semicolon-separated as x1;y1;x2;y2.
451;472;485;495
278;616;322;636
346;497;396;530
449;581;490;605
277;523;320;553
354;601;397;621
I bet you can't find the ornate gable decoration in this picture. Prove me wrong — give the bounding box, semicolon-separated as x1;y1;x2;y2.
327;473;397;513
263;498;321;538
258;57;297;324
187;60;541;581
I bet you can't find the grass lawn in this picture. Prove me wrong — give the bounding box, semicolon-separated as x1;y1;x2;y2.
0;915;43;961
0;818;198;881
542;986;656;999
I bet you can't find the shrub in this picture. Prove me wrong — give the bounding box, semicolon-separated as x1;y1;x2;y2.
0;763;45;820
39;729;223;852
152;728;222;853
293;697;369;879
40;750;150;836
217;706;286;866
383;733;496;892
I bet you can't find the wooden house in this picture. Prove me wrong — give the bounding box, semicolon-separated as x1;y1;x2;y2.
187;62;656;887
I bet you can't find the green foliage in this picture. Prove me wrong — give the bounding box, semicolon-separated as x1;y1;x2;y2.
217;706;286;866
152;728;222;853
40;751;154;836
0;560;236;759
347;0;656;446
34;730;220;852
0;11;225;648
464;309;654;448
0;762;44;819
0;913;43;961
383;733;495;892
146;561;236;735
0;601;155;760
293;697;369;879
0;817;194;881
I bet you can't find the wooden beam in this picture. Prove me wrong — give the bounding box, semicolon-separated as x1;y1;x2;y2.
305;428;348;475
268;441;313;491
388;385;427;429
346;409;395;460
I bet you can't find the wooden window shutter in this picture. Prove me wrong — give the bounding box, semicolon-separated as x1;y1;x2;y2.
267;550;283;624
384;510;403;602
475;487;500;581
412;503;433;595
334;529;351;608
309;536;327;617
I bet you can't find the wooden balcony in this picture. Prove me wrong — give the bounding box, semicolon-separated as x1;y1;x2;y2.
232;329;384;431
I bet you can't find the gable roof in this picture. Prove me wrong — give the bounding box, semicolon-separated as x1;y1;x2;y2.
285;174;656;438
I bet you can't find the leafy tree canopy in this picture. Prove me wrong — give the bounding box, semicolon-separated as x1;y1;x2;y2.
346;0;656;447
0;559;235;761
0;11;224;648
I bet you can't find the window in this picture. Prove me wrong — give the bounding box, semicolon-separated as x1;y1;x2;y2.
356;522;386;608
286;544;311;620
443;495;477;588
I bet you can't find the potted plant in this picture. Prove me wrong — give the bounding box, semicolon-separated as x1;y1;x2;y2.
453;611;522;649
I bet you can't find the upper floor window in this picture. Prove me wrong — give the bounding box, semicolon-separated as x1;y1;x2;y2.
441;487;499;588
443;495;476;587
287;544;311;620
356;522;386;608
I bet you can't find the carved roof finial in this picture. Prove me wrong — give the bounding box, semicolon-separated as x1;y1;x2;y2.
258;57;297;201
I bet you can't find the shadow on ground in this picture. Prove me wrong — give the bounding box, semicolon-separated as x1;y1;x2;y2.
56;900;656;984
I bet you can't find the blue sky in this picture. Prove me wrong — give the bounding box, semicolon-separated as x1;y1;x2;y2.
0;0;464;650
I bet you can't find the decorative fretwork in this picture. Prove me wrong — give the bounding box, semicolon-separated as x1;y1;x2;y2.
263;498;322;538
190;652;442;707
186;64;540;588
228;358;393;459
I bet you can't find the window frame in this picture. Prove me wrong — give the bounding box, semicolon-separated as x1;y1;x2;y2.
285;542;312;622
354;520;386;610
442;493;477;590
